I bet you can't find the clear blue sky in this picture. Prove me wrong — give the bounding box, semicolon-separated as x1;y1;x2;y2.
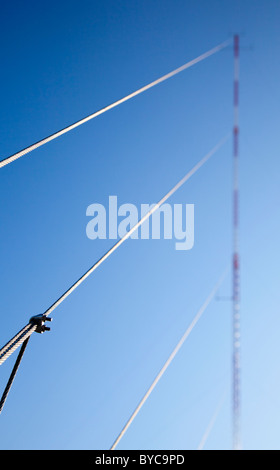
0;0;279;450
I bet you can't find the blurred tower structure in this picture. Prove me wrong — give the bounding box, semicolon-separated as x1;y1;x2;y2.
232;34;241;451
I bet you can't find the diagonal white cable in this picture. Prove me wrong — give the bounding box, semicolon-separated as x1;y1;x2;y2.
197;392;226;450
0;324;31;360
43;135;229;318
110;268;229;450
0;136;229;367
0;39;231;169
0;323;36;366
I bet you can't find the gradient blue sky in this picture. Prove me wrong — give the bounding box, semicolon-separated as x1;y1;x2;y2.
0;0;279;450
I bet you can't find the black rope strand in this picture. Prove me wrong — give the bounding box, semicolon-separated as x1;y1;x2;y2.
0;337;30;414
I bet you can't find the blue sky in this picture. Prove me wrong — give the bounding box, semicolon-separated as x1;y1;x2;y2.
0;0;279;450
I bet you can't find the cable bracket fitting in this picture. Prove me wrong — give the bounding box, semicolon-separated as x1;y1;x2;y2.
29;314;52;334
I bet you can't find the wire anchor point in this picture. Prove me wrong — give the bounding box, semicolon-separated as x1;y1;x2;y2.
29;314;52;334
